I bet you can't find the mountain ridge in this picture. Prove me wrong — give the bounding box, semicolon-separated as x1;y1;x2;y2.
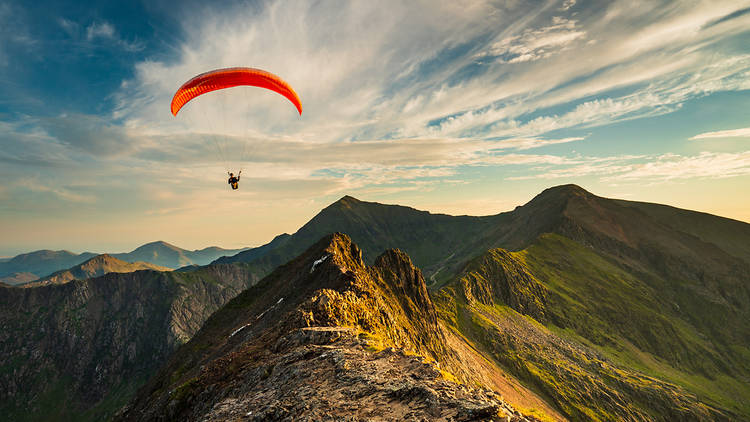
116;234;539;421
216;183;750;287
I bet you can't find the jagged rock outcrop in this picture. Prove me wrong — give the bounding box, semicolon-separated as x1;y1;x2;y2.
0;264;254;422
116;234;536;421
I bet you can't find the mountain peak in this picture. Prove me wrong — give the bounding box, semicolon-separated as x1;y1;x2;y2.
536;184;592;200
519;184;595;216
333;195;362;209
85;253;119;263
136;241;180;251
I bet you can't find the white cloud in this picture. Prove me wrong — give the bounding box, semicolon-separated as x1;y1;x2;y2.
492;137;584;150
86;22;115;40
38;114;142;158
690;127;750;140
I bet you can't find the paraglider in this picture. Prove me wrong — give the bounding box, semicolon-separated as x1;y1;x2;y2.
228;171;240;190
170;67;302;190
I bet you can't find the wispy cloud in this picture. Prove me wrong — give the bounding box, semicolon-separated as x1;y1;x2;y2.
86;22;115;41
0;2;36;66
690;127;750;140
509;151;750;182
38;113;143;158
477;17;586;63
110;0;750;150
14;179;96;203
57;18;144;52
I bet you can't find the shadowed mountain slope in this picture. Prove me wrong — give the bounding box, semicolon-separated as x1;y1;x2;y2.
214;193;561;285
0;264;256;422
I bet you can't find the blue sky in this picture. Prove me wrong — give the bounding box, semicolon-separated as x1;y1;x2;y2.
1;0;749;255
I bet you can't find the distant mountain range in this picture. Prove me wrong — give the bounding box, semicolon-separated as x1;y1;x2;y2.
2;184;749;421
0;241;248;285
20;254;172;287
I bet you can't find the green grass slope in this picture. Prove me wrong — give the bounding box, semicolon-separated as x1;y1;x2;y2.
436;233;748;420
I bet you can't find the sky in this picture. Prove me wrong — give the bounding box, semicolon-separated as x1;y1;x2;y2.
1;0;749;256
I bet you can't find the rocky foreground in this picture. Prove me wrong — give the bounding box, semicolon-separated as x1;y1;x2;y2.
199;327;525;421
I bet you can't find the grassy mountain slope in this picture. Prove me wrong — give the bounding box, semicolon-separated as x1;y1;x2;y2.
206;185;750;418
436;231;747;420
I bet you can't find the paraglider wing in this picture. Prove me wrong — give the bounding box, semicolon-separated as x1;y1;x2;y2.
170;67;302;116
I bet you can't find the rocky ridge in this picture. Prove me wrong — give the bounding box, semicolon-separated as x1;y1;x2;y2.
117;234;537;421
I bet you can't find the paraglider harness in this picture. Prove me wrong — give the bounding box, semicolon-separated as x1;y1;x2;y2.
228;171;241;190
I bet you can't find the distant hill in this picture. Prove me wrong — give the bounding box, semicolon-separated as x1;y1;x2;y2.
0;242;248;285
0;272;38;285
21;254;172;287
110;241;247;269
0;250;98;284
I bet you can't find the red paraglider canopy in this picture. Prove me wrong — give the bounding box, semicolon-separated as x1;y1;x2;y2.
170;67;302;116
